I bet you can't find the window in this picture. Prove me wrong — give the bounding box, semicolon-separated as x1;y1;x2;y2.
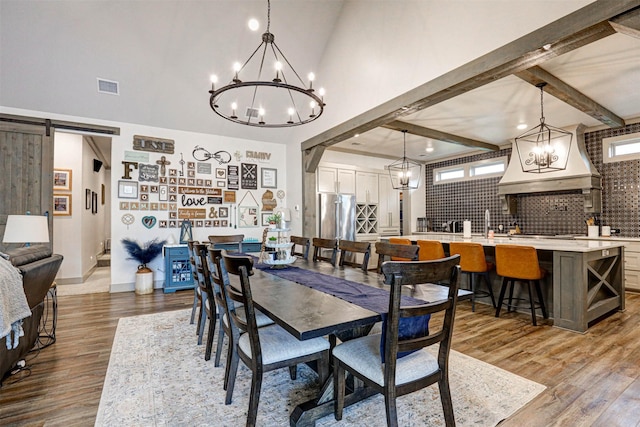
434;156;507;184
603;132;640;163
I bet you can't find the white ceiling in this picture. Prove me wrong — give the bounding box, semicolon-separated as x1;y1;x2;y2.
1;1;639;164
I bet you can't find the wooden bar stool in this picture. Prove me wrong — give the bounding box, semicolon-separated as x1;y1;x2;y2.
494;244;548;326
417;240;445;261
449;242;496;311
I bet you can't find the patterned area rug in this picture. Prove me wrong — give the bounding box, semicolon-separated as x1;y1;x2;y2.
96;309;545;426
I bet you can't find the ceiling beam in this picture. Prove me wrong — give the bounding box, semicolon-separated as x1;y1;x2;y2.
610;6;640;39
382;120;500;151
301;1;640;155
515;66;626;128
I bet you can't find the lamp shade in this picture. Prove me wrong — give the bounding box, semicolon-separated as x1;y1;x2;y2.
3;215;50;243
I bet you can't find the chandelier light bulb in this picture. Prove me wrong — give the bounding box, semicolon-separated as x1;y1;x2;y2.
275;61;282;71
210;74;218;91
273;61;283;83
231;102;238;119
248;18;259;31
308;72;315;91
287;107;295;124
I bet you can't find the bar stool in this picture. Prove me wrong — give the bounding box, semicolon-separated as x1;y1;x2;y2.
494;244;548;326
417;240;445;261
389;237;412;261
449;242;496;311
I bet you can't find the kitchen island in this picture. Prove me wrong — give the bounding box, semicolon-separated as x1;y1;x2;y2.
385;233;625;333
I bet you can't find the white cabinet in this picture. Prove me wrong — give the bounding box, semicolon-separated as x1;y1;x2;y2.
377;173;400;233
317;166;356;194
624;241;640;292
356;171;379;203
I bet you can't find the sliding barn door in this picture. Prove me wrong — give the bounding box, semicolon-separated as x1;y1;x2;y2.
0;122;54;252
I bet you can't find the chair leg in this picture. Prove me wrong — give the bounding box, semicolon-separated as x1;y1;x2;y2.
190;288;198;324
333;362;345;421
247;369;263;427
507;279;516;312
438;373;456;427
527;280;538;326
535;280;549;318
225;346;240;405
384;388;399;427
495;277;509;318
204;309;216;361
482;272;496;308
197;303;207;345
223;334;236;391
469;273;476;312
289;365;297;380
214;316;225;367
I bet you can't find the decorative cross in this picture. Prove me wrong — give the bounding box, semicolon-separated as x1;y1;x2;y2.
156;156;171;176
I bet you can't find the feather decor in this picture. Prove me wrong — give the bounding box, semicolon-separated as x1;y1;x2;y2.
121;238;166;268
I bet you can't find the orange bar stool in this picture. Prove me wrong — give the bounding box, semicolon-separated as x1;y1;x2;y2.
388;237;413;261
449;242;496;311
417;240;445;261
494;244;548;326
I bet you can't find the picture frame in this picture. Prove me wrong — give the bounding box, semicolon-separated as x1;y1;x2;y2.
53;169;72;191
261;168;277;188
86;188;92;210
53;194;72;216
92;191;98;214
261;212;272;226
118;180;139;199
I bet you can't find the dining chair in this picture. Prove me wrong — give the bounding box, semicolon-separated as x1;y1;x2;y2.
312;237;338;266
374;241;419;274
290;235;311;260
187;240;206;343
332;255;461;427
338;239;371;272
207;249;274;377
222;252;330;427
388;237;413;260
208;234;245;253
192;243;217;357
449;241;496;311
494;244;548;326
416;239;445;261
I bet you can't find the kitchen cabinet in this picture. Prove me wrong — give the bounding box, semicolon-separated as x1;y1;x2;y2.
377;173;400;234
356;171;379;203
317;166;355;194
622;240;640;292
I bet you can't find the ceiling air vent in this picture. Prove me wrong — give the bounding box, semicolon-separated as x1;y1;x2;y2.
245;107;259;118
97;78;119;95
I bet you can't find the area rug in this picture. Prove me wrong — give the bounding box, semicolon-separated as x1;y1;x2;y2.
96;309;545;426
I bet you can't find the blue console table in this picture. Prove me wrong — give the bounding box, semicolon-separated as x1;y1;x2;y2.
163;245;194;293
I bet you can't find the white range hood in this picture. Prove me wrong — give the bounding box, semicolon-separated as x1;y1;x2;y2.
498;124;601;214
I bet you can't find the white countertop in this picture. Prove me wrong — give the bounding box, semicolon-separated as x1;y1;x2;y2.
388;233;626;253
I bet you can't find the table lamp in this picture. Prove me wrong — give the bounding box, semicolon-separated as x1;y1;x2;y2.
3;214;50;246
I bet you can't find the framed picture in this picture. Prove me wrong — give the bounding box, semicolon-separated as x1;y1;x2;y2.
85;189;91;210
92;191;98;214
118;180;138;199
261;212;272;226
261;168;277;188
53;194;72;216
101;184;106;205
53;169;72;191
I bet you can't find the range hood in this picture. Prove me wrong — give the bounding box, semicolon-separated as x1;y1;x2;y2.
498;124;601;214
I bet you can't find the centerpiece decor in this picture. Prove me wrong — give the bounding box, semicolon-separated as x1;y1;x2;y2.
266;212;282;229
122;238;166;295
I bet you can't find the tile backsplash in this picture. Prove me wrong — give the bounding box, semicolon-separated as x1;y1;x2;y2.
425;122;640;237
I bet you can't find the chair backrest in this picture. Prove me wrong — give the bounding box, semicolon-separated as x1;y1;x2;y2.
312;237;338;266
449;242;489;273
388;237;413;261
290;235;311;260
193;243;214;300
374;241;419;273
222;252;263;358
208;248;238;335
338;239;371;272
380;255;461;381
495;244;542;280
208;234;245;253
417;240;445;261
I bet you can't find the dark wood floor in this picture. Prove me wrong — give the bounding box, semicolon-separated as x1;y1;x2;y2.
1;289;639;426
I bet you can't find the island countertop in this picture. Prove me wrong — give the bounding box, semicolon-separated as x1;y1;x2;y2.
388;234;626;253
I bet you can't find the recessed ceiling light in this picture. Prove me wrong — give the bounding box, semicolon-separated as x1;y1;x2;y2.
517;123;528;130
425;147;434;153
248;18;259;31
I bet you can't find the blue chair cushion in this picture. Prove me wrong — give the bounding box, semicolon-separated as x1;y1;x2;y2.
380;314;430;363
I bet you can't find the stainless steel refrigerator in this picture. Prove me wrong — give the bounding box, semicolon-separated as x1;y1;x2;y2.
318;193;356;242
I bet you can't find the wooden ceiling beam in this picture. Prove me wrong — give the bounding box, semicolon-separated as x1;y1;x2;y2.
515;66;625;128
383;120;500;151
301;1;640;155
610;7;640;39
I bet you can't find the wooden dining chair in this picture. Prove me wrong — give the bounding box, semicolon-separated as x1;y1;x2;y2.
332;255;461;427
290;235;311;260
338;239;371;272
208;234;245;253
187;240;207;343
192;243;217;356
222;252;330;427
312;237;338;266
388;237;413;260
374;241;419;274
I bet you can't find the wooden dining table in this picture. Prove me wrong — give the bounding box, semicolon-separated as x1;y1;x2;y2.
241;257;471;426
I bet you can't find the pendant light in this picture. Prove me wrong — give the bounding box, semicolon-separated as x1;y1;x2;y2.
387;130;422;190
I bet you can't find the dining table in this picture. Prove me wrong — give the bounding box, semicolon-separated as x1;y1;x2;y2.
240;256;471;426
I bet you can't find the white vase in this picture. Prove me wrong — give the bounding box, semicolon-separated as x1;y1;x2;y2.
135;266;154;295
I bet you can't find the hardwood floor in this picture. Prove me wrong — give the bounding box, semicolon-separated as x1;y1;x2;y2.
1;289;639;426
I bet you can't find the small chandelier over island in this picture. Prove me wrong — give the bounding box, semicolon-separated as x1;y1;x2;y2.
208;0;325;128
